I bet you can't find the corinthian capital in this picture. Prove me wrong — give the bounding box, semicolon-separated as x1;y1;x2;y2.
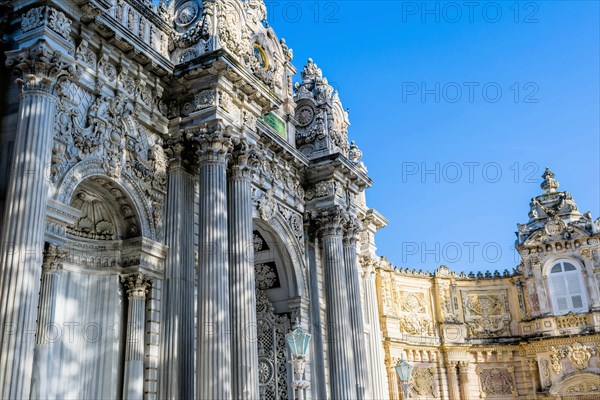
343;215;362;245
42;243;67;272
229;139;261;180
5;43;76;94
121;273;151;298
313;207;348;238
186;122;233;166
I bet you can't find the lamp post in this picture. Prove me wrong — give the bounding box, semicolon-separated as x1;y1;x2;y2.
286;319;311;400
395;354;413;399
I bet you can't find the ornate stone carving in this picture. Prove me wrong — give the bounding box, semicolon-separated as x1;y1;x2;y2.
410;367;438;397
278;204;305;246
21;7;44;33
68;190;116;240
6;43;76;93
463;291;511;338
478;367;517;397
399;314;433;336
255;262;279;290
42;243;68;271
47;7;72;40
121;273;151;297
256;290;290;400
314;207;347;237
400;292;427;314
181;89;216;116
186;123;233;165
568;342;595;370
294;59;350;157
565;382;600;393
21;6;72;43
75;39;97;68
256;189;277;221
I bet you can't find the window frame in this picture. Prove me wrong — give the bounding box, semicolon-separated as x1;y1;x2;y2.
545;259;589;315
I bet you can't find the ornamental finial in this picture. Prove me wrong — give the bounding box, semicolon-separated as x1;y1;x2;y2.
541;167;559;193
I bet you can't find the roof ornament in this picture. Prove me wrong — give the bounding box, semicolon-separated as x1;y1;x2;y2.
541;167;559;193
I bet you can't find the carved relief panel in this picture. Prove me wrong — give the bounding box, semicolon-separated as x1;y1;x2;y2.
462;290;512;338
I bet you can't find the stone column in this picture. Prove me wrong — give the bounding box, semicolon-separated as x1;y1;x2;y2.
159;139;196;399
361;258;389;400
122;273;151;400
30;244;66;400
386;365;399;400
457;361;470;400
317;207;357;399
228;141;260;399
190;125;233;399
445;361;460;400
0;44;74;400
527;359;540;395
343;218;368;399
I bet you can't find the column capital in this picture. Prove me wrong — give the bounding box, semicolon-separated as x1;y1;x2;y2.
186;122;233;166
5;42;76;94
445;361;459;371
121;273;151;298
457;361;470;373
42;243;67;272
229;139;261;181
343;215;362;245
312;207;348;238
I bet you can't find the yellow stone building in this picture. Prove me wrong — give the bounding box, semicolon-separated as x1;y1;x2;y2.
374;169;600;399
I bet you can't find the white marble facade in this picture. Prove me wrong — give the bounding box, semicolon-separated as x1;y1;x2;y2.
0;1;598;400
0;1;387;399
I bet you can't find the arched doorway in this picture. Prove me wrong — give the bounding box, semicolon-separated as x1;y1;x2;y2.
550;372;600;400
48;176;164;399
253;220;304;400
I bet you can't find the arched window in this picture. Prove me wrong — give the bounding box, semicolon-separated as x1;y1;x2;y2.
547;260;588;314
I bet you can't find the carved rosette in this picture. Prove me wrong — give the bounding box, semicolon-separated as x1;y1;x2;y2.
5;43;76;94
186;123;233;166
121;273;151;298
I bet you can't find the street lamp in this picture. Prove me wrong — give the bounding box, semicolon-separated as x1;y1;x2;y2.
395;354;413;399
286;319;311;400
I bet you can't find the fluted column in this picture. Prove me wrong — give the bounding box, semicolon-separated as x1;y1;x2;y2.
386;364;400;400
317;208;357;399
458;361;470;400
0;44;75;400
445;362;460;400
30;244;66;400
361;259;389;400
122;273;151;400
159;139;196;399
343;219;368;399
190;125;233;399
228;142;260;399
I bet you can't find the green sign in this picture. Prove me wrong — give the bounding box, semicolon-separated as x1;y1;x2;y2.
261;112;287;139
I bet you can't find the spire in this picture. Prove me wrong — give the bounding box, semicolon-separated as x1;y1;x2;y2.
541;167;559;193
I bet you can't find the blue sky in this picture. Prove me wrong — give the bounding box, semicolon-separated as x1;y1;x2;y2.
265;0;600;273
